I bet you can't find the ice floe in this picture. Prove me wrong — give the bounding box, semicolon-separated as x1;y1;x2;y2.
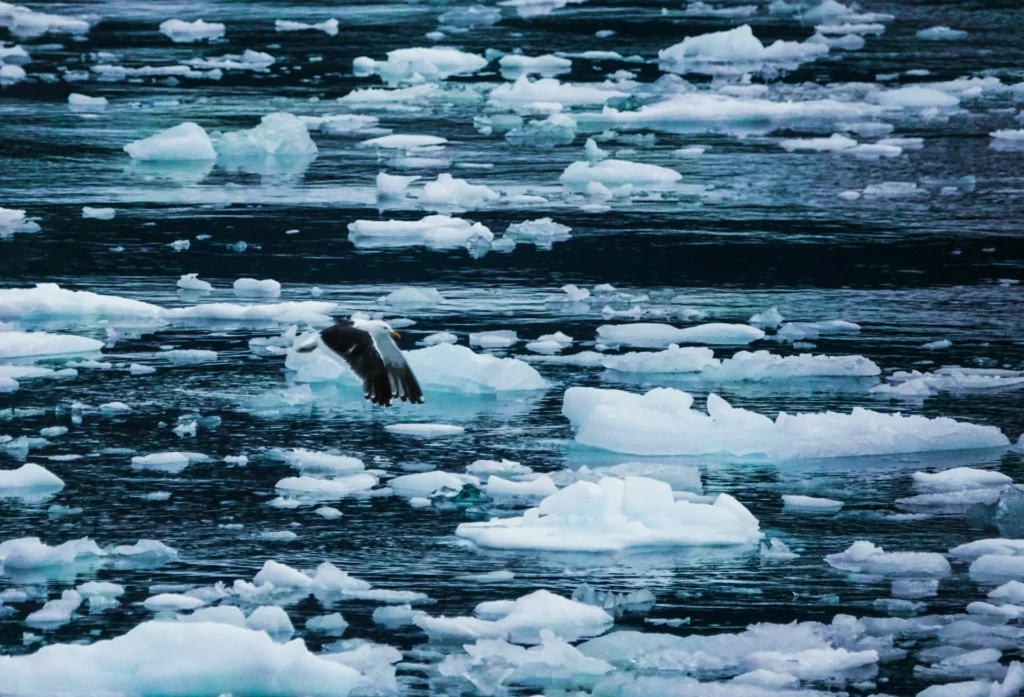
826;541;951;578
563;387;1008;458
349;215;493;251
658;24;829;76
0;331;102;357
275;18;339;35
456;476;761;551
0;620;367;695
596;322;764;347
158;19;225;43
354;47;487;84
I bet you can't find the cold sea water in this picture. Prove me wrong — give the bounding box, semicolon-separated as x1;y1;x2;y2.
1;0;1024;695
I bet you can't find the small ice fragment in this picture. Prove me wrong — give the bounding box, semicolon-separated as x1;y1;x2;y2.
82;207;115;220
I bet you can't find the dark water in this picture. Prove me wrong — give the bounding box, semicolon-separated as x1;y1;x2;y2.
1;0;1024;695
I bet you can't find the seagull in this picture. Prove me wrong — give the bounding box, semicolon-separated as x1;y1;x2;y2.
296;318;424;407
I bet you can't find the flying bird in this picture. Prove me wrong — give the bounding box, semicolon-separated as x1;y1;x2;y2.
297;318;424;407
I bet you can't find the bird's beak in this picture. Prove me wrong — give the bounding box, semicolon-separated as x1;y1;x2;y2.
391;331;401;339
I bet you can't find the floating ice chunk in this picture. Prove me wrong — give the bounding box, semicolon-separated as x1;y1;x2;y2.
259;531;298;542
597;323;764;348
421;331;458;346
0;208;40;236
185;49;274;72
684;1;757;17
780;133;857;152
301;113;379;135
177;273;213;291
217;112;317;160
2;5;90;39
505;112;577;148
504;218;572;248
783;494;844;511
81;206;115;220
68;94;105;113
749;306;784;328
274;18;339;35
386;423;465;438
485;475;558;498
123;122;216;161
489;75;627;108
760;538;800;560
969;556;1024;583
563;386;1008;458
560;159;681;188
376;172;420;200
0;464;64;496
457;476;761;551
247;606;294;637
923;339;952;350
307;613;348;636
499;53;572;78
233;278;282;296
278;449;365;474
601;345;717;373
373;604;426;627
350;214;491;250
467;459;532;477
878;86;960;109
456;570;515;583
158;19;225;43
275;473;378;498
315;507;343;519
774;319;860;341
825;540;951;578
144;593;205;612
76;582;124;599
0;331;102;358
917;26;968;41
470;330;518;348
873;368;1024;398
162;349;217;364
355;47;487;83
418;589;613;644
419;173;500;209
913;468;1011;492
0;620;366;694
709;350;880;380
951;540;1024;562
0;537;104;569
746;646;878;678
131;452;207;474
658;24;829;76
439;630;612;692
989;581;1024;605
165;301;336;325
110;540;178;564
381;286;444;307
991;129;1024;143
26;590;82;627
0;62;26;85
362;134;446;149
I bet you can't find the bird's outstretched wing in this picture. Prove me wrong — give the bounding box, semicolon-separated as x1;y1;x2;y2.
319;322;424;407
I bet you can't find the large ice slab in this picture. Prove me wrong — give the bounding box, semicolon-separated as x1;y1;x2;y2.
456;476;761;551
354;47;487;83
560;159;682;188
0;331;102;358
596;323;764;347
0;620;366;696
562;387;1009;458
288;342;548;394
0;284;163;319
348;215;492;250
659;25;829;76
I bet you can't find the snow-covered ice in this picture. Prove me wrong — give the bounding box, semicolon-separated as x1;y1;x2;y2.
123;123;216;161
